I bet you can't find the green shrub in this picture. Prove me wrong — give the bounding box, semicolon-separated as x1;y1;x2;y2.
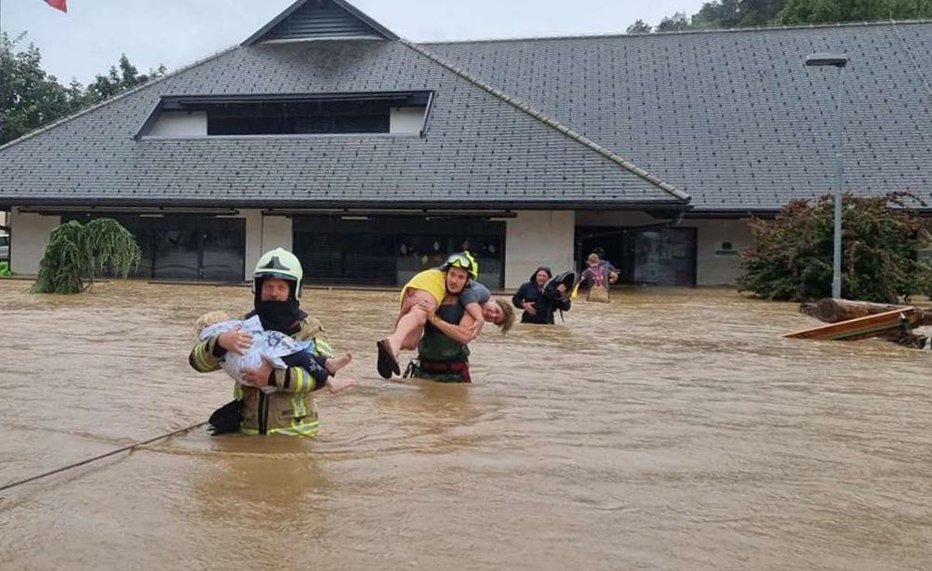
738;192;932;303
32;218;141;294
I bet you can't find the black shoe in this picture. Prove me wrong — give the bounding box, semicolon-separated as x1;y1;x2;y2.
208;399;243;435
377;339;400;379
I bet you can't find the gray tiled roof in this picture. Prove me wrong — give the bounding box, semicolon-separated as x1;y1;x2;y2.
0;40;683;209
424;21;932;212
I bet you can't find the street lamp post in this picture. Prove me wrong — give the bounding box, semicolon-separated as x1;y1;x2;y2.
805;53;848;299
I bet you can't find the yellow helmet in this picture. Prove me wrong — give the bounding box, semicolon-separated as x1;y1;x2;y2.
253;248;304;298
440;250;479;280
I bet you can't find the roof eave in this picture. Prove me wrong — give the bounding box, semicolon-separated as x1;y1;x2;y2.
4;197;690;212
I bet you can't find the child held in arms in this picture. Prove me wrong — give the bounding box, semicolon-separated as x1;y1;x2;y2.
195;310;356;395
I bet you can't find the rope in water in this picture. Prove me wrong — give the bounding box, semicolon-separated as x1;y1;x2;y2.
0;421;208;493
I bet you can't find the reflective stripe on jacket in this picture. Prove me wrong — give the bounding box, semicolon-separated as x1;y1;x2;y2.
189;316;333;437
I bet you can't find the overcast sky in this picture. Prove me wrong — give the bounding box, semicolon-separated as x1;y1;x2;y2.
1;0;705;85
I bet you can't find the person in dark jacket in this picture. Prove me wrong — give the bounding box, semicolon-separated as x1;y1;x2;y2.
511;266;571;324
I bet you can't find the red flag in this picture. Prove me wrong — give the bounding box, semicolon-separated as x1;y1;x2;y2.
44;0;68;12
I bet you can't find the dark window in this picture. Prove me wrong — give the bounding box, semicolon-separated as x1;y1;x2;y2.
208;100;391;135
628;228;696;286
293;216;505;288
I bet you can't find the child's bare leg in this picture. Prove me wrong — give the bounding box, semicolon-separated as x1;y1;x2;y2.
386;309;429;355
395;291;420;328
400;326;424;351
326;375;357;394
386;290;436;356
325;353;352;375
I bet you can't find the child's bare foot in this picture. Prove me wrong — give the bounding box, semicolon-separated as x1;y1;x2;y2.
326;376;357;394
325;352;352;375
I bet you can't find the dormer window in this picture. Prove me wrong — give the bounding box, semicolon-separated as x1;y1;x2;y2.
137;92;432;139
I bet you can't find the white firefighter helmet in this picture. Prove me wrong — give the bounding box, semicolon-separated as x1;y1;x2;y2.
252;248;304;298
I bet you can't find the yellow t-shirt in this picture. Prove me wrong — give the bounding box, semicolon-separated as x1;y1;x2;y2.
400;268;446;306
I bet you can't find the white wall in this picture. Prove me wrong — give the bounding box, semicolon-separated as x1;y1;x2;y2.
243;210;293;282
9;208;61;275
147;111;207;137
685;218;751;286
244;209;264;281
504;211;575;289
389;106;425;134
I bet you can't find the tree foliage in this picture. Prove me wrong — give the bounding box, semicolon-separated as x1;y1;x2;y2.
738;192;932;303
32;218;141;294
85;54;166;103
626;19;653;34
777;0;932;24
692;0;741;28
628;0;932;33
738;0;788;25
657;12;692;31
0;32;80;144
0;32;164;145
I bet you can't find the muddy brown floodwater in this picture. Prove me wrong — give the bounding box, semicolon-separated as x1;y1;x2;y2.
1;280;931;570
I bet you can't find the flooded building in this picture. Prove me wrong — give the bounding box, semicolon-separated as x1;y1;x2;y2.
0;0;929;288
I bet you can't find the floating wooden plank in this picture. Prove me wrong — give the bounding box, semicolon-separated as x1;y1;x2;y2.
783;306;922;341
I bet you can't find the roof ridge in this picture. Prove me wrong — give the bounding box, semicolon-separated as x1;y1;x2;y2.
400;39;690;203
0;46;237;153
419;18;932;46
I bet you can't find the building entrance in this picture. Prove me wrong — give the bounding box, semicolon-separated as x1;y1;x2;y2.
577;226;696;287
